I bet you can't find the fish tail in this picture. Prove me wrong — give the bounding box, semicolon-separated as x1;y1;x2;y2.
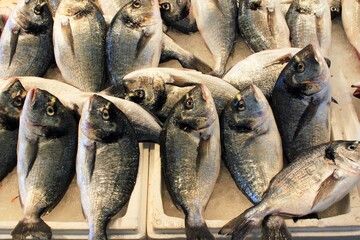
11;218;52;240
185;55;213;74
185;214;215;240
219;206;265;240
261;216;292;240
89;220;108;240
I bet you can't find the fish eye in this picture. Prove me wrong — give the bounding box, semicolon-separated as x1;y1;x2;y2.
160;3;171;11
348;144;357;151
135;89;145;99
46;105;55;116
330;7;337;12
102;109;110;120
34;5;43;15
296;61;305;73
132;0;142;8
235;98;246;111
13;96;23;108
184;97;194;109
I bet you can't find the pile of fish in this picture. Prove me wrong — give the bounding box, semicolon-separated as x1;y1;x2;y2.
0;0;360;239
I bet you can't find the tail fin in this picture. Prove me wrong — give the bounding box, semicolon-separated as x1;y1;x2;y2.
11;218;52;240
185;214;215;240
219;207;264;240
262;216;292;240
179;55;213;74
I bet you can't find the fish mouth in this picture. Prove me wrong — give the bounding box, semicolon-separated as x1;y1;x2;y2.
27;88;37;105
351;83;360;99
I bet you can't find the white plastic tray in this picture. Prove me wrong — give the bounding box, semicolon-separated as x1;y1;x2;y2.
0;143;149;240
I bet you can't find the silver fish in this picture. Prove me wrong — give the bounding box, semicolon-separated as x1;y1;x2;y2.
11;88;77;239
46;0;61;17
0;0;53;78
238;0;291;52
97;0;129;19
161;84;220;239
220;140;360;239
54;0;106;92
77;94;139;240
342;0;360;57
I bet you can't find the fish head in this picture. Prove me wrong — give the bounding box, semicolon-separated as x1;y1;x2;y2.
14;0;53;33
0;79;27;129
159;0;188;21
281;44;330;96
327;141;360;175
122;75;166;111
225;85;269;133
57;0;95;19
173;84;217;132
80;95;125;142
22;88;73;137
120;0;161;28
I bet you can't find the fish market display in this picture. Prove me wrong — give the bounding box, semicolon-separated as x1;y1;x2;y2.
123;67;239;116
238;0;291;52
47;0;61;17
54;0;106;92
0;79;26;181
220;140;360;239
286;0;331;57
97;0;128;19
11;88;77;239
342;0;360;57
159;0;198;33
161;84;220;239
223;48;300;98
271;44;331;163
191;0;237;76
0;77;162;143
0;0;53;78
107;0;163;86
77;95;139;240
221;85;289;239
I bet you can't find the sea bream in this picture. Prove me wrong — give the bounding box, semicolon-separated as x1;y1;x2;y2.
11;88;77;239
220;141;360;239
161;85;220;239
0;0;54;78
342;0;360;58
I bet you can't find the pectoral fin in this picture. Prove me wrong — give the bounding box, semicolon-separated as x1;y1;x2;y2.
312;171;340;209
24;137;39;178
9;25;20;68
85;142;96;182
264;53;293;68
61;20;75;55
136;30;152;58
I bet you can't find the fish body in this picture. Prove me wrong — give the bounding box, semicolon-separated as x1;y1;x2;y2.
54;0;106;92
161;84;220;239
11;88;77;239
97;0;129;19
0;0;53;78
0;7;11;37
77;95;139;240
47;0;61;17
286;0;331;57
342;0;360;57
159;0;198;33
191;0;237;76
271;44;331;163
221;85;289;239
107;0;163;86
123;67;239;116
220;141;360;239
238;0;291;52
0;79;27;181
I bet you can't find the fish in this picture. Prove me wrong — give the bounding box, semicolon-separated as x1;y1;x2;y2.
352;81;360;99
342;0;360;58
161;34;212;74
0;77;162;143
123;67;239;116
286;0;332;57
220;140;360;239
107;0;163;86
77;94;139;240
97;0;129;19
271;44;331;163
11;88;77;239
161;84;220;239
54;0;106;92
238;0;291;52
0;0;54;78
0;7;11;37
221;85;289;240
223;47;301;98
191;0;237;76
159;0;198;33
47;0;61;17
0;79;27;181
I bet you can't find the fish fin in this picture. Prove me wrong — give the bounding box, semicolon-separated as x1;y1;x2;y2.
312;171;340;209
9;25;20;68
136;30;152;58
292;96;322;142
85;142;96;182
264;53;293;68
61;20;75;55
100;85;127;99
185;214;214;240
331;97;338;104
262;216;292;240
11;218;52;240
25;137;39;178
